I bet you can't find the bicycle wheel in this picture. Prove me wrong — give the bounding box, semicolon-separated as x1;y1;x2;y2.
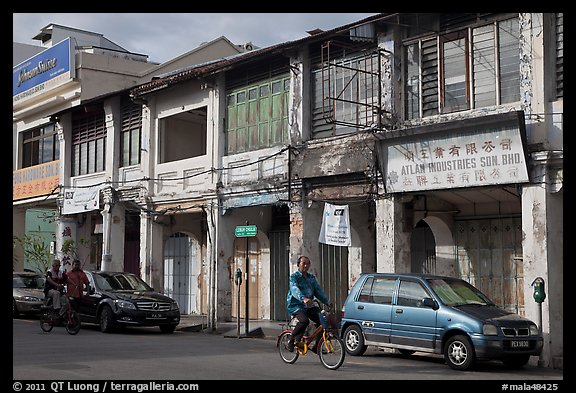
317;332;345;370
40;312;53;332
278;331;299;364
66;310;81;335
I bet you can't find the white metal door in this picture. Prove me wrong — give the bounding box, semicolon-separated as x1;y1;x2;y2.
164;232;197;315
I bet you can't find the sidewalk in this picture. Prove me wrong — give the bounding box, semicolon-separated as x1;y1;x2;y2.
177;314;287;340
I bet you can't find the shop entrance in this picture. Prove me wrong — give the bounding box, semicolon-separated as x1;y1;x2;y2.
231;236;261;319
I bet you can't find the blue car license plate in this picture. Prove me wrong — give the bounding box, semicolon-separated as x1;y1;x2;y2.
510;340;529;348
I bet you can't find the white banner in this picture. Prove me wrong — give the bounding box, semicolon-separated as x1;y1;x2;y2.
318;202;351;246
62;187;100;215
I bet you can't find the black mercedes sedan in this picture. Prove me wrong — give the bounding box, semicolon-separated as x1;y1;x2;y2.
77;271;180;333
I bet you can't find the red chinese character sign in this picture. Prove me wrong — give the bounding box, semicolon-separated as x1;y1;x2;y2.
12;161;60;201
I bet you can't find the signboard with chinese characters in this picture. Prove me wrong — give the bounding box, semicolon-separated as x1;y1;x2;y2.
13;161;60;201
378;112;529;193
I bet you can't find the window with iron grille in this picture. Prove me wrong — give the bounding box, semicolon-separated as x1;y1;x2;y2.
404;16;519;119
120;97;142;167
311;49;381;138
71;107;106;176
225;75;290;154
21;123;59;168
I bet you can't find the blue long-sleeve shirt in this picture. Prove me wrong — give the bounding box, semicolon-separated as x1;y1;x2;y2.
286;270;329;315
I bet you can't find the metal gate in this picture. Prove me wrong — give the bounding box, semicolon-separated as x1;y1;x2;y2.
163;232;197;315
318;244;349;316
270;230;290;321
455;217;524;315
411;220;437;274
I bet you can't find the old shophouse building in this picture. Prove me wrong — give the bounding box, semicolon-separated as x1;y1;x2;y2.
13;14;562;369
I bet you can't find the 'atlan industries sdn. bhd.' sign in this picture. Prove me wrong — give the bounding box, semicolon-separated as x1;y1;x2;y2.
377;111;530;193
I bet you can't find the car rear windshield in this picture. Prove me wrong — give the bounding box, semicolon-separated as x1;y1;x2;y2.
94;273;153;291
13;274;45;289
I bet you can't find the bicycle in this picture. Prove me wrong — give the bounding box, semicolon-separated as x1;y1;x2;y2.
277;302;345;370
40;292;81;335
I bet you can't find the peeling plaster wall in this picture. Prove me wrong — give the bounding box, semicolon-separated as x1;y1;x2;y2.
288;50;309;144
546;189;563;369
375;197;410;273
521;184;554;368
292;135;375;179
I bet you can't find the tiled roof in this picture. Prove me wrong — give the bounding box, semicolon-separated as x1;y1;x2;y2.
130;13;391;98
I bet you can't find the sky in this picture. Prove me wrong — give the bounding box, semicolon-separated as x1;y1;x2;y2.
13;13;379;64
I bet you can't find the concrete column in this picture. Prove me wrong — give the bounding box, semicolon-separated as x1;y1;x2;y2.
288;202;304;270
375;196;411;273
522;154;563;369
206;201;218;330
56;216;77;272
100;193;113;271
288;49;309;144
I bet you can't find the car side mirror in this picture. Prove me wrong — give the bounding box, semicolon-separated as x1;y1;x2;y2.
422;297;439;310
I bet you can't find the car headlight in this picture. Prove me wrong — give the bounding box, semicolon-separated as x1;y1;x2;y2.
482;323;498;336
171;302;179;311
529;324;540;336
114;300;136;310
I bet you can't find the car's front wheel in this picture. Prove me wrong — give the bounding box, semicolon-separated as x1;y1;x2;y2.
444;335;476;370
343;325;367;356
99;305;115;333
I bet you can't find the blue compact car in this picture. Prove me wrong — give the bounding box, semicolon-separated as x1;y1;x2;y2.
340;273;543;370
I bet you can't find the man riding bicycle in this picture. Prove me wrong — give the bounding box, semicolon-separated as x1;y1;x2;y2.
285;255;332;352
44;258;67;318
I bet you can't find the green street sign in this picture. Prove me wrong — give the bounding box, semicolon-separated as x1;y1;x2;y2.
235;225;257;237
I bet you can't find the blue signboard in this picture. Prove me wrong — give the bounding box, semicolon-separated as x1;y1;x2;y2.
13;38;73;102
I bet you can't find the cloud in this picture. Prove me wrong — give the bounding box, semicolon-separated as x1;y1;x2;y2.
13;13;377;64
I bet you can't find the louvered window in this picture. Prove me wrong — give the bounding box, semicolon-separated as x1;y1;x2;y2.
404;15;519;120
225;75;289;154
556;13;563;99
120;97;142;167
71;107;106;176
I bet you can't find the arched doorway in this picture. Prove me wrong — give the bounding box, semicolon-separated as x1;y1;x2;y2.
163;232;199;315
411;220;436;274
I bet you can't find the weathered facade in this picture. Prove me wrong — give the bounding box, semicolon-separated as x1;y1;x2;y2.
13;14;562;369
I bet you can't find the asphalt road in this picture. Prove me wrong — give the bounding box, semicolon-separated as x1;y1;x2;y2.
12;317;564;386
